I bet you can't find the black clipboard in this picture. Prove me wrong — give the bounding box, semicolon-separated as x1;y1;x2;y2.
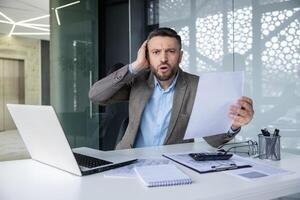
162;154;252;174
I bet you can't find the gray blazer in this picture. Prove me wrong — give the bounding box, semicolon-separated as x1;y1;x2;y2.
89;65;237;149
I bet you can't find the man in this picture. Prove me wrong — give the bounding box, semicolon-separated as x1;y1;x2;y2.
89;27;254;149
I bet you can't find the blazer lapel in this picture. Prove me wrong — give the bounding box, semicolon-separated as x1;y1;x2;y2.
136;72;154;122
164;69;187;144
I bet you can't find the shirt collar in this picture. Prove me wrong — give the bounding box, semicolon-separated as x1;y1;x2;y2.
154;70;179;92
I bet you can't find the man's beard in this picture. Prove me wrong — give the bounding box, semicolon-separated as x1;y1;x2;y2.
150;64;179;81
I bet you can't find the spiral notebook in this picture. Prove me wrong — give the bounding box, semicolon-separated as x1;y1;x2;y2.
134;164;192;187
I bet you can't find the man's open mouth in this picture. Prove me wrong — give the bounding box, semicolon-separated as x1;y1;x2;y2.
159;65;170;72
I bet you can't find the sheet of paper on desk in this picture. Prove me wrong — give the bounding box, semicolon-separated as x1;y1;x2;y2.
224;156;292;180
103;158;170;178
184;71;244;139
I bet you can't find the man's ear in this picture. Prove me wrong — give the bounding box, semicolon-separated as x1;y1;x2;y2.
179;50;183;63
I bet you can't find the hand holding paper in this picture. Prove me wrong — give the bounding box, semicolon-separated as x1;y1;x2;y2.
229;96;254;130
184;71;245;139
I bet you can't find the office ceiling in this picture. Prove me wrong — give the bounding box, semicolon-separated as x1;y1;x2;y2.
0;0;49;40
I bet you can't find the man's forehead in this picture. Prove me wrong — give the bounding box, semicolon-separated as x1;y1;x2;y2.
147;36;179;49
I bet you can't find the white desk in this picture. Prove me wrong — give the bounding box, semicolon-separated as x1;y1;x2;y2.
1;142;300;200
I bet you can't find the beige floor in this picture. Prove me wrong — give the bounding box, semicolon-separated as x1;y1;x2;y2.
0;129;30;161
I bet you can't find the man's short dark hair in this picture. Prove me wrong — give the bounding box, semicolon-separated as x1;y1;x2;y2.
147;27;182;49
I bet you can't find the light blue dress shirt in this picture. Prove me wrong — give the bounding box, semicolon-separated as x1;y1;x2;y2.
134;70;179;148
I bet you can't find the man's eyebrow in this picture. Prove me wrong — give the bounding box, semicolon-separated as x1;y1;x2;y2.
150;48;161;51
150;48;177;51
166;47;178;50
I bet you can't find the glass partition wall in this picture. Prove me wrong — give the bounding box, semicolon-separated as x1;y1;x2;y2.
50;0;131;150
144;0;300;154
50;0;100;148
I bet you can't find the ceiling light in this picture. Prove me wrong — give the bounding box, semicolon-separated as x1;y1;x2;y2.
0;19;13;25
24;23;50;27
8;24;15;36
0;11;13;23
0;11;49;37
11;32;50;35
54;9;60;25
52;1;80;26
17;15;49;24
16;23;50;32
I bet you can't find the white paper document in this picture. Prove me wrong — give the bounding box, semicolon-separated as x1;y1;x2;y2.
224;156;291;180
184;71;244;139
103;158;170;178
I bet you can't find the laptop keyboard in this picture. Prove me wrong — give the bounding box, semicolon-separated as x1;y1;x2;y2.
73;153;112;168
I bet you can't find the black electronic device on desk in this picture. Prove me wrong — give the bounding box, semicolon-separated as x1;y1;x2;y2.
189;152;233;161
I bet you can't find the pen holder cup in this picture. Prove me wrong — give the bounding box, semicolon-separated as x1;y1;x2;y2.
258;134;281;161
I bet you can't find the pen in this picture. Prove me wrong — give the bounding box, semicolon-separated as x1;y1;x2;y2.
211;163;237;171
261;128;270;136
261;128;272;158
273;128;280;136
271;128;280;160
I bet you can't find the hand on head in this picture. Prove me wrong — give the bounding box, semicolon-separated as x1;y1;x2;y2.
228;96;254;130
131;40;150;73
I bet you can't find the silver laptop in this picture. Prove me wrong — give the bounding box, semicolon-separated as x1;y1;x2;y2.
7;104;137;176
